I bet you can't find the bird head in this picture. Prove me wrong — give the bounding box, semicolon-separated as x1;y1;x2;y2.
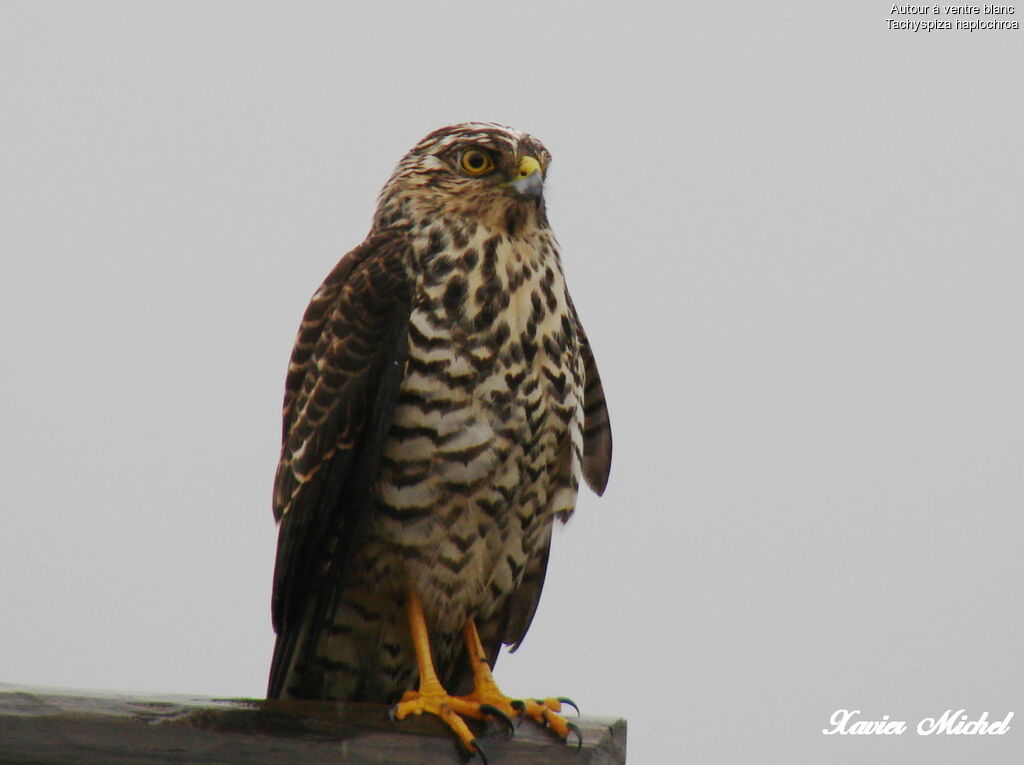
373;123;552;235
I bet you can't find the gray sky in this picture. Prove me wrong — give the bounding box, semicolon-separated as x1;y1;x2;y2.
2;2;1021;763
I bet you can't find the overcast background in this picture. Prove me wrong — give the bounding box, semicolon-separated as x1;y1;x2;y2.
2;2;1021;763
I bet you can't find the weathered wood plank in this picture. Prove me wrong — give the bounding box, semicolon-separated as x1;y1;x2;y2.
0;685;626;764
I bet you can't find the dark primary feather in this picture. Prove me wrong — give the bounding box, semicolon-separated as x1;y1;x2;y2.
268;231;411;698
577;319;613;495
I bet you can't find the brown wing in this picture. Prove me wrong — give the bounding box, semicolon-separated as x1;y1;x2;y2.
576;318;612;495
267;230;412;698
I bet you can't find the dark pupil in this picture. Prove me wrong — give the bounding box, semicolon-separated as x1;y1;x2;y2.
468;153;484;169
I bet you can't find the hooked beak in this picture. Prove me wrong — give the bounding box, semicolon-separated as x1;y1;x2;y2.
510;155;543;200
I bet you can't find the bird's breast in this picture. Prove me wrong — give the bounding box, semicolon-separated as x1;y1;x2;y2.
405;226;579;415
383;228;580;498
361;226;586;630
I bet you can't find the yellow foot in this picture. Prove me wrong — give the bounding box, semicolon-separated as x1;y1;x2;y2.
393;592;581;757
512;696;582;745
390;685;514;760
459;619;583;748
457;662;582;747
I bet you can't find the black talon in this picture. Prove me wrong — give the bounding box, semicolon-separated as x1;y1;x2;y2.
510;699;526;727
566;721;583;750
557;696;580;717
387;705;398;722
479;703;515;737
470;738;489;764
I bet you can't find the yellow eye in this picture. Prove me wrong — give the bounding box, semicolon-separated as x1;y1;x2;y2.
460;149;495;176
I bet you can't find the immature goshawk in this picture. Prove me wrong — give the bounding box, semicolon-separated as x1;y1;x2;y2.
267;123;612;755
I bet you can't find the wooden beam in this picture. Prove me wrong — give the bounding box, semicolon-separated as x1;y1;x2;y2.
0;684;626;764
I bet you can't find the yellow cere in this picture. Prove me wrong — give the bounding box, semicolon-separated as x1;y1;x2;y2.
517;156;541;178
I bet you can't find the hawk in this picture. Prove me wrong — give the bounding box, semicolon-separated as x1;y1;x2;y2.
267;123;612;756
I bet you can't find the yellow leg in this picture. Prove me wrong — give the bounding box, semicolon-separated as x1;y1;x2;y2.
390;591;487;754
